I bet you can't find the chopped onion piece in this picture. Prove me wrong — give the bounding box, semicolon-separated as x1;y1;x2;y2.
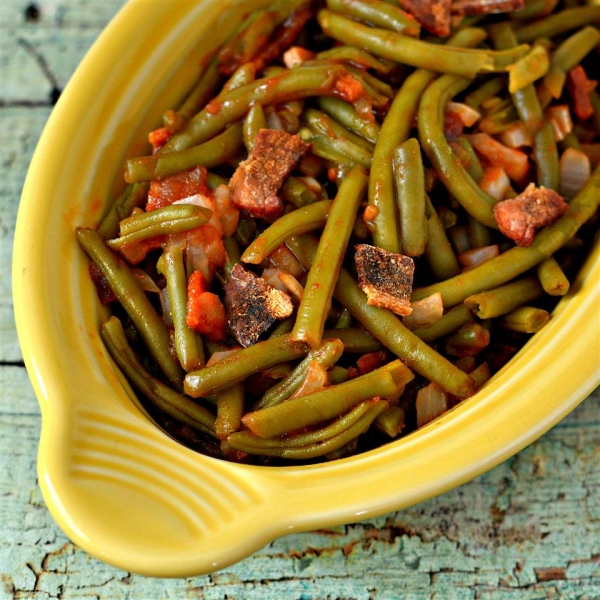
447;101;481;127
403;292;443;330
131;268;161;293
291;360;328;399
174;193;222;235
545;105;573;142
207;348;240;367
478;167;510;201
560;148;591;201
213;184;239;236
278;272;304;302
262;268;288;291
458;244;499;269
499;122;532;148
268;244;305;276
468;133;529;183
283;46;315;69
416;383;449;428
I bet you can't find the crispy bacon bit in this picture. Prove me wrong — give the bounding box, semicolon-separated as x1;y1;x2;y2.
355;244;415;316
452;0;524;16
567;66;597;121
147;165;209;211
89;263;116;304
399;0;452;37
224;263;293;347
186;270;227;342
493;183;568;247
229;129;310;220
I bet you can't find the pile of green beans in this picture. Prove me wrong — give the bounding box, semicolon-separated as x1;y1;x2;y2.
79;0;600;465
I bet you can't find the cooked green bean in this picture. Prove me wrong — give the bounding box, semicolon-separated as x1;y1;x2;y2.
413;164;600;306
280;176;322;208
77;228;184;389
418;75;498;228
317;97;380;144
537;257;570;296
215;383;244;440
424;196;461;281
326;0;420;36
241;200;332;264
465;278;544;319
291;166;368;348
101;316;216;436
159;239;205;372
394;138;426;257
163;64;360;153
464;76;505;110
444;323;490;357
374;404;405;438
243;103;267;152
322;328;382;353
124;122;244;183
317;9;528;78
184;335;307;398
230;399;388;458
118;204;212;236
304;108;375;152
302;127;373;169
255;338;345;409
315;46;393;74
97;182;149;240
243;360;411;438
515;6;600;43
500;306;551;333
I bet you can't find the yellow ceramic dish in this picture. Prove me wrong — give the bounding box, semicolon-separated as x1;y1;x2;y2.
13;0;600;578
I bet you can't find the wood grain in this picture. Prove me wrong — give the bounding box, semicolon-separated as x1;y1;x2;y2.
1;1;598;597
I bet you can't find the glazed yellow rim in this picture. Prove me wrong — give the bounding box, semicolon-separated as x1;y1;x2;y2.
13;0;600;577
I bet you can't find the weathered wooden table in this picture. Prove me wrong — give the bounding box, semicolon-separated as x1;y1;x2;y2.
2;1;599;597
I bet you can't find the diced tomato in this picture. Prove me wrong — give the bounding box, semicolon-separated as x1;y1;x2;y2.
567;66;597;121
147;165;210;211
148;127;172;152
186;270;228;342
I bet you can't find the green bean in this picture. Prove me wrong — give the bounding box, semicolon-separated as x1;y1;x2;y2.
77;228;184;389
326;0;420;35
118;204;212;236
304;108;375;152
468;361;491;389
159;239;205;372
467;215;493;249
241;200;332;264
315;46;393;74
464;277;544;318
510;0;558;20
374;404;405;438
230;399;388;458
163;64;357;153
215;383;244;440
124;122;244;183
206;172;228;189
322;328;382;353
500;306;551;333
412;304;474;344
456;137;485;182
515;6;600;43
444;323;490;357
394;138;426;257
318;10;528;78
534;122;560;190
418;75;498;228
345;65;394;101
106;208;211;250
184;335;307;398
508;44;549;94
268;317;294;339
175;59;222;124
424;196;461;281
101;317;216;436
243;360;411;438
537;257;570;296
317;97;380;144
281;177;322;208
255;338;345;409
291;166;368;348
243;103;267;152
96;182;149;240
304;126;373;169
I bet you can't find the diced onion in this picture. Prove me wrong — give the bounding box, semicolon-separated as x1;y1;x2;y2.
278;272;304;302
447;101;481;127
468;133;529;183
174;193;222;235
545;105;573;141
500;122;532;148
478;167;510;201
131;268;161;293
560;148;591;201
291;360;328;399
403;292;443;330
283;46;315;69
261;268;288;291
416;383;449;428
213;184;239;237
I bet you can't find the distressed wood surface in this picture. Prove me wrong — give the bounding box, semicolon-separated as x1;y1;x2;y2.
1;1;599;598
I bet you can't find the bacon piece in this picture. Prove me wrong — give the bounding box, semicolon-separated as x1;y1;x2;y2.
452;0;524;16
229;129;310;220
224;263;293;347
567;66;597;121
186;271;227;342
399;0;452;37
493;184;568;247
147;165;209;211
355;244;415;316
